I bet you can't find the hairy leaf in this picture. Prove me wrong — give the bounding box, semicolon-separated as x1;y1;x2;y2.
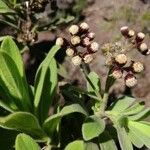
82;115;105;141
0;112;45;139
15;133;40;150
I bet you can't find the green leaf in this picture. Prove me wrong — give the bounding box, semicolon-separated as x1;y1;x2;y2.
123;101;145;115
128;120;150;148
1;36;24;77
115;125;133;150
15;133;40;150
65;140;85;150
43;104;88;136
0;0;14;13
82;115;105;141
128;129;143;148
99;131;118;150
87;72;101;93
86;142;99;150
34;45;60;121
0;51;31;111
0;99;14;112
128;108;150;121
86;72;101;99
0;112;45;139
109;96;135;113
36;58;57;123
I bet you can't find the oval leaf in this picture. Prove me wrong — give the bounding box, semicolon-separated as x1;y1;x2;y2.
15;133;40;150
0;112;45;139
82;115;105;141
99;131;118;150
65;140;85;150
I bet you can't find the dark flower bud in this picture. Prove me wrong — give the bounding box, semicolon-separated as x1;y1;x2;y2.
138;43;148;55
125;73;137;88
80;22;89;32
127;30;135;38
136;32;145;43
120;26;129;36
87;32;95;40
89;42;99;52
82;37;91;47
112;67;123;79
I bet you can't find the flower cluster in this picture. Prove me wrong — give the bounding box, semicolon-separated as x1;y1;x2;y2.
55;22;99;66
102;26;149;88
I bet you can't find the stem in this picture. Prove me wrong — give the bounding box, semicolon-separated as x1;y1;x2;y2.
99;92;109;114
98;68;115;115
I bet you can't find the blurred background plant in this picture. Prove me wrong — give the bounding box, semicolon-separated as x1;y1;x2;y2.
0;0;92;45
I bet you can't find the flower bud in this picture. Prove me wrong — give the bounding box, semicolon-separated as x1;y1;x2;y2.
138;43;148;54
115;54;127;65
71;36;81;46
68;25;79;35
71;55;82;66
55;37;64;46
125;74;137;88
127;30;135;38
132;62;144;73
66;48;74;57
90;42;99;52
120;26;129;36
83;54;93;63
112;67;123;79
80;22;89;32
82;37;91;47
136;32;145;43
87;32;95;40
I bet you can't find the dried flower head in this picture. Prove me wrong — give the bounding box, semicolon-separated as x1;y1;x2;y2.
132;62;144;73
80;22;89;31
83;54;93;64
71;36;81;46
55;37;64;46
66;48;75;57
71;55;82;66
69;25;79;35
115;54;127;65
90;42;99;52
